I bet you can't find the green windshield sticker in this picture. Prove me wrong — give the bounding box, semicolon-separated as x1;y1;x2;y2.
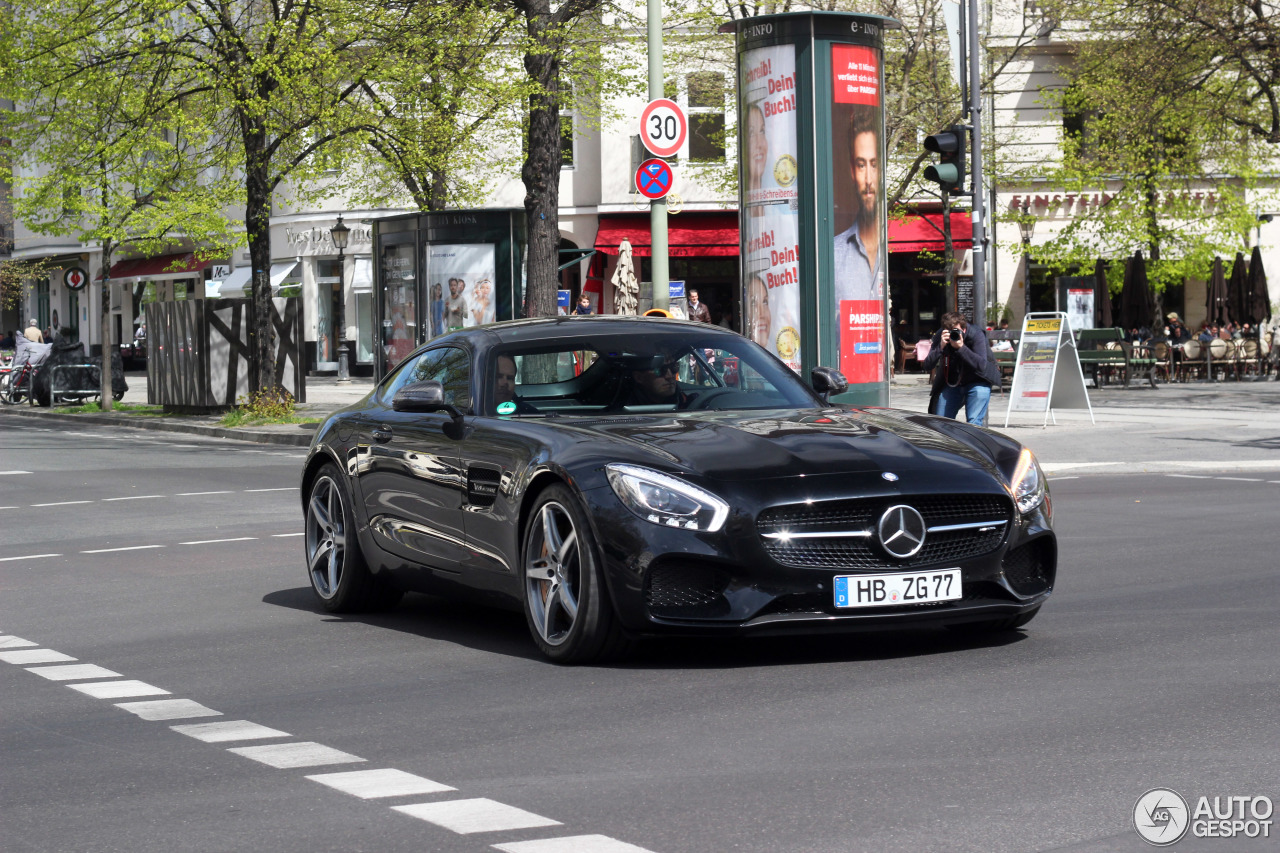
497;401;517;415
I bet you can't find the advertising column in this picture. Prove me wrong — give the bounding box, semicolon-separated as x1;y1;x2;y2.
740;45;801;373
727;13;895;405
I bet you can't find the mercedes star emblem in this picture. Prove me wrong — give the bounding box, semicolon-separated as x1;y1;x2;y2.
877;505;927;559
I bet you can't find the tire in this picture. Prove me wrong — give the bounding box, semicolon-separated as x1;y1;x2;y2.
305;464;401;612
946;606;1040;635
521;484;629;664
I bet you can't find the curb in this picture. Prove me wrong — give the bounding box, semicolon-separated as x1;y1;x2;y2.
0;404;317;447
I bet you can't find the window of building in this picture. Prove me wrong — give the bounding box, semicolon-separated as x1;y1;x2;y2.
561;111;575;168
687;72;726;162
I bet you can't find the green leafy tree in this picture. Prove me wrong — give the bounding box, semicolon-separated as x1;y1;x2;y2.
0;14;239;408
1025;1;1271;300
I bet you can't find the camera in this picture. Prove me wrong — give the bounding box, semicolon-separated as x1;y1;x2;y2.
947;329;962;342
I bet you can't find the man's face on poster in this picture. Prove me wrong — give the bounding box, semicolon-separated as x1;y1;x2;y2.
449;278;461;298
850;130;878;227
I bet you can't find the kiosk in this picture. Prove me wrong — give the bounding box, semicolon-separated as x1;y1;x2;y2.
372;210;526;378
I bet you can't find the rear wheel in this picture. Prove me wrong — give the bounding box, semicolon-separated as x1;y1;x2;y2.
305;464;401;612
522;484;629;664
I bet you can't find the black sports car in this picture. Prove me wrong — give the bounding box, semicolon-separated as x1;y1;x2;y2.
301;316;1055;663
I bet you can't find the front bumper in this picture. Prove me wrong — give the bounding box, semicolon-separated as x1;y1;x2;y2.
585;482;1056;637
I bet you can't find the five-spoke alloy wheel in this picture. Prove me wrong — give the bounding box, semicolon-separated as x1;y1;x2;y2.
522;484;627;663
305;463;400;612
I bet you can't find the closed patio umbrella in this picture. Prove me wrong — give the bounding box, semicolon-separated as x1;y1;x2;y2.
1094;258;1113;328
610;238;638;315
1120;251;1155;331
1247;245;1271;325
1227;252;1249;325
1206;256;1229;326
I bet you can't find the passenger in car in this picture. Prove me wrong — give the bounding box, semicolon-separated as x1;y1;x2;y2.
494;354;538;414
627;355;690;407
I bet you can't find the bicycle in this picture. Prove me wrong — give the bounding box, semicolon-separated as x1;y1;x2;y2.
2;361;38;405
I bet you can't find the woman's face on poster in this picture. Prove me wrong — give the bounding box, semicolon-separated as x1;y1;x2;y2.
747;107;767;187
747;275;771;347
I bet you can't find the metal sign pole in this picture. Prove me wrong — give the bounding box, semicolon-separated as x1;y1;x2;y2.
647;0;669;310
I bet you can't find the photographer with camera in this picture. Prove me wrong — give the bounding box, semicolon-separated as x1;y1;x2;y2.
923;311;1001;427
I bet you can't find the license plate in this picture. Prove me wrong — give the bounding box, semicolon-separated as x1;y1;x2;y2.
833;569;962;609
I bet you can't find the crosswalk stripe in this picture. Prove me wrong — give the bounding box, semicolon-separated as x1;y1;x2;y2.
392;798;560;834
26;663;123;681
493;836;659;853
171;720;291;743
0;649;76;665
114;699;222;721
227;742;365;769
307;768;456;799
69;680;170;699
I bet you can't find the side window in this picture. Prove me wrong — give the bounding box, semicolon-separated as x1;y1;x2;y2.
381;346;473;409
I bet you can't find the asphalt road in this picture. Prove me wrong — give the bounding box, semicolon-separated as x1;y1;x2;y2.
2;419;1277;853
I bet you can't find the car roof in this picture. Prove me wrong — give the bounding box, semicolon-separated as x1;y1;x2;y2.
436;316;743;350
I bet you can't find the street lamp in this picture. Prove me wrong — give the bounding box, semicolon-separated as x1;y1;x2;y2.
1018;199;1035;321
330;214;350;384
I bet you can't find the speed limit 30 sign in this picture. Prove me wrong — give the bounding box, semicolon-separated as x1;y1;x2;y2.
639;98;687;158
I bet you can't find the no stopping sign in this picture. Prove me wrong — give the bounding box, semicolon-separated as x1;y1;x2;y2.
639;98;687;158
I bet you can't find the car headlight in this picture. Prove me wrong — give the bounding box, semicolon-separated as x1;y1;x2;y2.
1010;448;1047;514
605;463;729;532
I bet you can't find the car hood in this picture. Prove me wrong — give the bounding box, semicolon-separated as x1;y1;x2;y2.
559;407;1009;484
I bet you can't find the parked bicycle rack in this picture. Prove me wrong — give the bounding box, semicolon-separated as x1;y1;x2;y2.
48;363;102;405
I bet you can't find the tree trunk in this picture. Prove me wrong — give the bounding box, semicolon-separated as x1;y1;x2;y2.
100;240;114;411
521;13;563;321
243;119;276;394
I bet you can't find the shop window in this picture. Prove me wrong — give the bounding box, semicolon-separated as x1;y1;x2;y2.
355;292;374;363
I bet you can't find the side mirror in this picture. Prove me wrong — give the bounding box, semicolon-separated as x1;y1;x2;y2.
392;380;465;427
810;366;848;403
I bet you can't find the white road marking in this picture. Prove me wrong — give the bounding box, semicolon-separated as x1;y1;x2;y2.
1216;476;1263;482
0;649;77;665
103;495;165;501
0;553;61;562
172;445;200;448
1047;476;1078;481
81;545;164;554
180;537;258;546
26;663;123;681
272;533;304;538
32;500;92;507
1167;474;1211;479
69;680;170;699
244;487;292;492
392;799;561;835
494;836;658;853
0;470;33;475
227;742;366;769
0;505;19;509
171;720;291;743
241;450;268;453
306;768;456;799
115;699;222;721
0;635;38;649
176;491;234;496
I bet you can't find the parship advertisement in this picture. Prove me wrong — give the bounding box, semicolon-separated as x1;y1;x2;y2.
830;43;887;383
741;44;801;372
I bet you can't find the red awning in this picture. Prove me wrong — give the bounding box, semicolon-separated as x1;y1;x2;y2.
888;212;972;253
594;213;739;257
109;252;214;280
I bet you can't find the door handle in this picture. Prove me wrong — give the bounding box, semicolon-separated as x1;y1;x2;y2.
371;425;393;443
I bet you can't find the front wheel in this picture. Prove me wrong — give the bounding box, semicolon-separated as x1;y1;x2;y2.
522;484;629;664
305;464;401;612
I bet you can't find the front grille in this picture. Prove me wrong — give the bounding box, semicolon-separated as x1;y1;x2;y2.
644;561;731;619
1002;537;1054;595
758;494;1011;571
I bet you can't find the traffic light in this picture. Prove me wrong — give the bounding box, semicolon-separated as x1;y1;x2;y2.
923;126;967;194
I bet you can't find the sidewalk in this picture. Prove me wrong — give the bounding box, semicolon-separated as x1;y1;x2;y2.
5;369;1280;474
0;372;376;447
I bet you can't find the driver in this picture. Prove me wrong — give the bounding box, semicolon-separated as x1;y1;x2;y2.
627;354;690;407
493;354;538;414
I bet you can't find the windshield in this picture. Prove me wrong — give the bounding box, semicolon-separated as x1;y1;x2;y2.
488;330;820;416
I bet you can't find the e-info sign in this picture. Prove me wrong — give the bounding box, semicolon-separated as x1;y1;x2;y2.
1005;312;1094;427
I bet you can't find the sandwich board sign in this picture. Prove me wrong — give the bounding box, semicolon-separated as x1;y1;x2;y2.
1004;312;1094;427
